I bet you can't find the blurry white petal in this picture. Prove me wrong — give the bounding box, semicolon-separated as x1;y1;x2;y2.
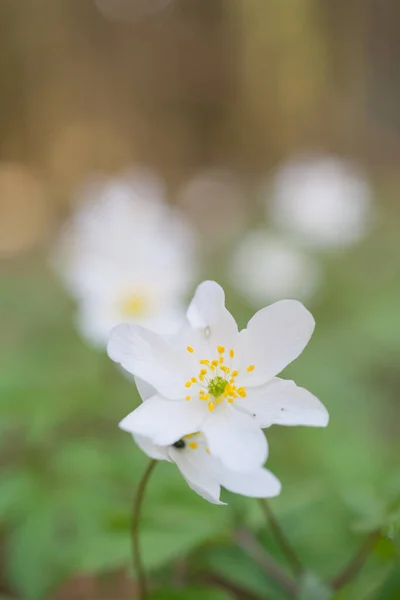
170;447;224;505
240;300;315;386
187;281;238;349
108;323;192;399
202;406;268;472
134;376;157;401
52;169;196;348
244;378;329;428
133;434;169;461
230;231;322;304
219;466;281;498
119;395;207;445
269;154;373;249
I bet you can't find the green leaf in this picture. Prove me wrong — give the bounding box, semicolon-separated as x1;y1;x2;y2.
150;587;232;600
195;545;276;597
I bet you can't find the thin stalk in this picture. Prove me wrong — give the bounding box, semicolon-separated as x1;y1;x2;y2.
259;499;303;577
331;530;381;591
234;528;298;597
132;459;157;600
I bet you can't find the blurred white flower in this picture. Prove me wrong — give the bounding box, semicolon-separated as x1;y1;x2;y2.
178;169;247;248
230;231;322;305
53;169;196;346
268;154;373;249
134;432;281;505
109;281;328;474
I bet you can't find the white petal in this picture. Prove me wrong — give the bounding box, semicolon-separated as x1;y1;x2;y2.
169;447;224;505
202;406;268;472
243;378;329;428
187;281;239;349
108;323;192;399
219;466;281;498
134;376;157;401
119;395;207;445
240;300;315;386
133;434;169;461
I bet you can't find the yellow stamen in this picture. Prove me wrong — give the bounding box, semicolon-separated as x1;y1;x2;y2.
187;346;194;353
217;346;225;354
230;349;235;358
189;442;198;449
247;365;255;372
206;448;210;454
232;370;239;377
211;360;219;367
209;365;215;371
227;398;234;403
216;397;224;404
185;381;192;388
185;395;191;401
200;359;209;365
208;401;215;412
219;356;224;364
191;377;197;383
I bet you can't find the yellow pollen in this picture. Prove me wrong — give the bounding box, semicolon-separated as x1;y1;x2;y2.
185;395;191;401
230;349;235;358
211;360;219;367
219;356;224;364
232;370;239;377
191;377;197;383
216;397;224;404
120;293;147;317
200;359;209;365
209;365;215;371
189;442;198;449
217;346;225;354
208;401;215;412
187;346;194;353
247;365;255;372
221;365;230;373
185;381;192;388
227;398;234;403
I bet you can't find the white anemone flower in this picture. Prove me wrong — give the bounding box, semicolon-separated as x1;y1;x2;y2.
53;170;196;346
108;281;328;473
134;431;281;505
269;154;372;249
229;231;322;305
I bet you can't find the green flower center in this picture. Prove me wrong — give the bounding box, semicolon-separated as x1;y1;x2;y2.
208;376;228;398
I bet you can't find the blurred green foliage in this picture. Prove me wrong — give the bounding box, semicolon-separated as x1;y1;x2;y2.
1;207;400;599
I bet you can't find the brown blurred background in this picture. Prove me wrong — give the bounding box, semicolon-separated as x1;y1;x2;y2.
1;0;400;258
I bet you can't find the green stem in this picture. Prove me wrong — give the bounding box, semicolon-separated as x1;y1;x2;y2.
331;530;381;591
259;499;303;577
132;459;157;600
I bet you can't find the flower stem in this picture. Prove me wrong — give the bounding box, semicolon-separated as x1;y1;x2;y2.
235;528;298;597
258;499;303;577
331;530;381;591
132;459;157;600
